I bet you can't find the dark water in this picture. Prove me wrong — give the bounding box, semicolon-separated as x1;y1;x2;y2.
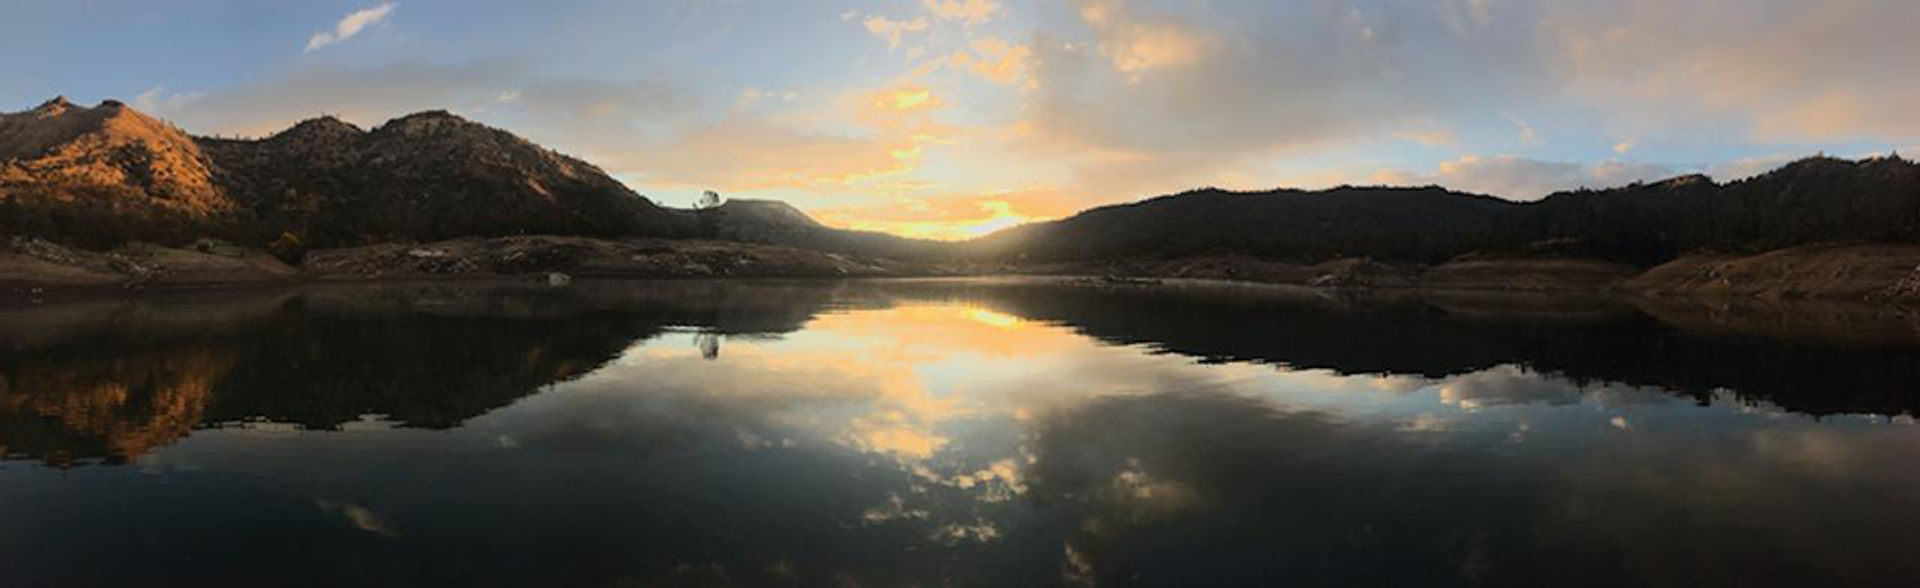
3;279;1919;587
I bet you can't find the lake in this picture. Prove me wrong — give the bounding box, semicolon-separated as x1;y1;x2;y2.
2;278;1918;586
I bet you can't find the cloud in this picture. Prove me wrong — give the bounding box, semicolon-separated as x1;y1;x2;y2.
1500;111;1540;146
736;87;798;107
314;500;399;537
1007;0;1558;204
1395;128;1457;147
992;0;1918;213
1544;0;1920;142
921;0;1002;25
132;86;208;114
305;3;397;52
1371;155;1677;200
947;37;1032;85
1076;0;1209;75
863;15;929;50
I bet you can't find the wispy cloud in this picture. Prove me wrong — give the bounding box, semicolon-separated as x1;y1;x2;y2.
133;86;208;113
921;0;1002;25
305;3;397;52
862;15;928;50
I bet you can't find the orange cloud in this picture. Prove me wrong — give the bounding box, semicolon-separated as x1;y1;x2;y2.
1076;0;1210;75
860;83;946;122
863;15;929;50
921;0;1002;24
947;37;1033;85
1395;128;1457;147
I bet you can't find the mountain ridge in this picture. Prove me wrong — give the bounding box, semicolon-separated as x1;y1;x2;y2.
974;154;1920;267
4;97;1918;279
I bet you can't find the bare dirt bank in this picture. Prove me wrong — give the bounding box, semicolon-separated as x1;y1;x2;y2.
1623;244;1920;301
1023;244;1920;303
0;235;925;304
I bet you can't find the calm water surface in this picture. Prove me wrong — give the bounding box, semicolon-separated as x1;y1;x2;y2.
2;279;1919;586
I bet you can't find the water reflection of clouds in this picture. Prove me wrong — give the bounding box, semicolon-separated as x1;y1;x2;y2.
12;285;1920;586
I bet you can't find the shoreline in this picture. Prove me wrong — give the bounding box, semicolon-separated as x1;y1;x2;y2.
6;275;1920;356
6;235;1920;308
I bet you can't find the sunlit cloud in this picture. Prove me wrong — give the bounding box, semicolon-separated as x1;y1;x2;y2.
132;86;208;114
921;0;1002;25
1076;0;1209;75
1395;128;1457;147
314;500;400;537
863;14;929;50
947;37;1032;86
305;3;396;52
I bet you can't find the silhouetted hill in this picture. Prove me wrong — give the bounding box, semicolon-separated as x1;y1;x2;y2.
973;155;1920;267
1520;156;1920;264
698;198;951;260
972;186;1512;264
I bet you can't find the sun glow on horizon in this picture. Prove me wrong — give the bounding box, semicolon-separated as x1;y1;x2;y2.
819;199;1048;241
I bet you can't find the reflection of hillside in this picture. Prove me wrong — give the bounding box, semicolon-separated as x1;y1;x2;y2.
205;312;647;429
871;280;1920;416
0;346;230;466
0;282;844;464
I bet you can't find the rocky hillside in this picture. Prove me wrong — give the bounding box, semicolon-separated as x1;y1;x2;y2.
0;98;692;250
0;97;238;246
198;110;689;246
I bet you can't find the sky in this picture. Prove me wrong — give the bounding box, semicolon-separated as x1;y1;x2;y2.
4;0;1918;240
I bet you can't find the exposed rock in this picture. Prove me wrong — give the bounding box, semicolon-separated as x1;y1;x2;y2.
2;97;692;250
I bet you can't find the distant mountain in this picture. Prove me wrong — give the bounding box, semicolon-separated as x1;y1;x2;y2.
970;186;1513;264
1;98;692;249
974;156;1920;266
703;198;950;259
